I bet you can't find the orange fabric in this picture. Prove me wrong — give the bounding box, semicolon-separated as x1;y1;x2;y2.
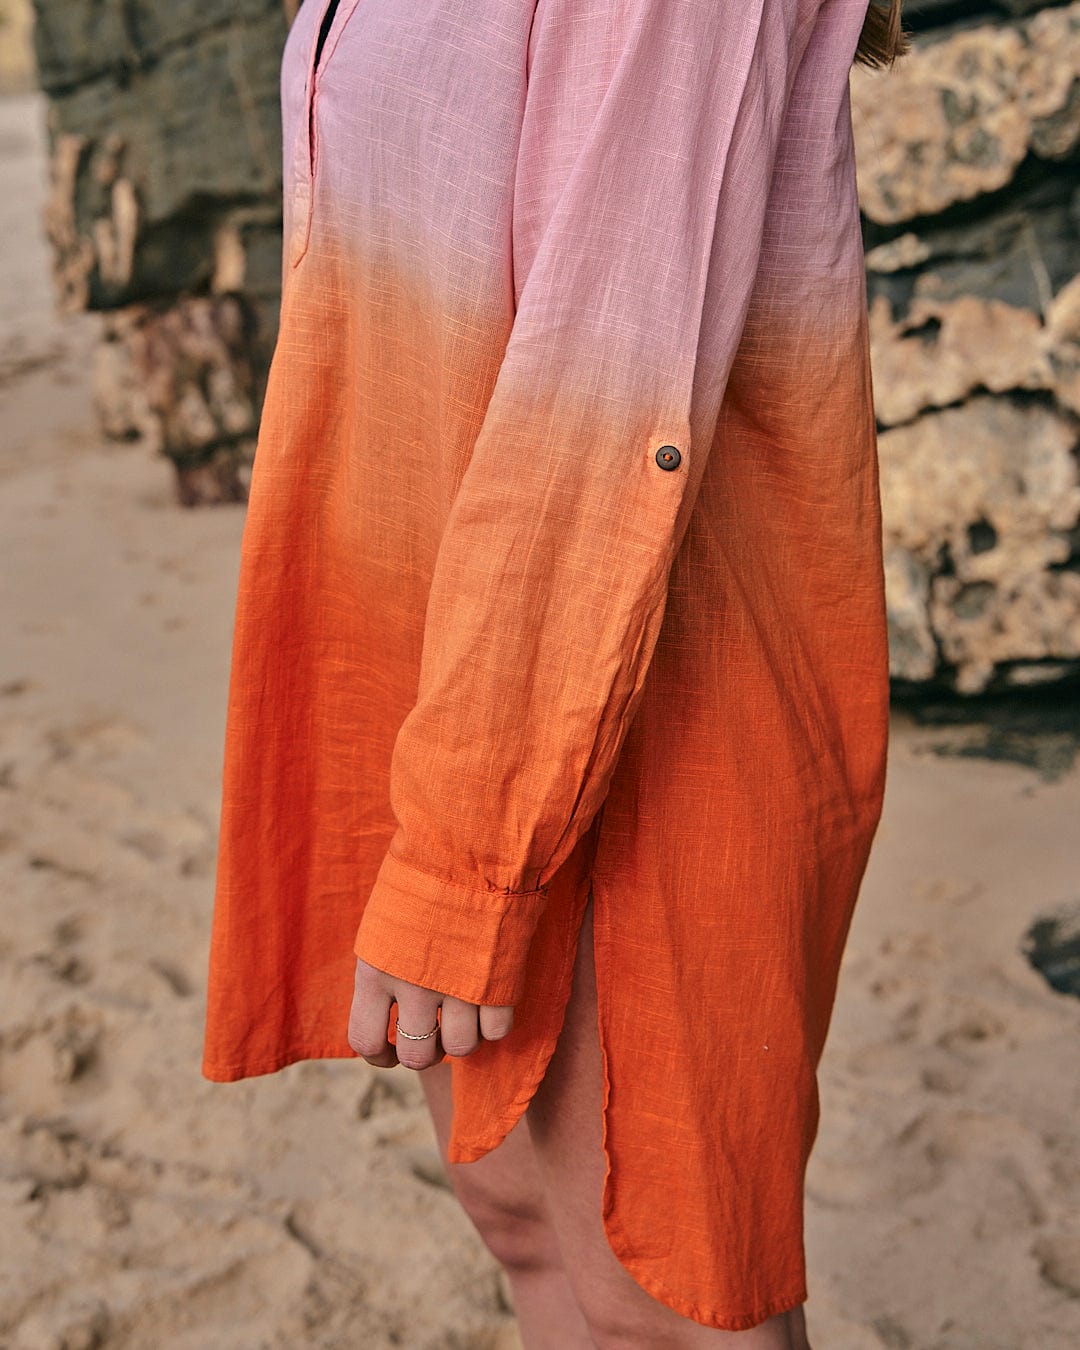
202;0;891;1331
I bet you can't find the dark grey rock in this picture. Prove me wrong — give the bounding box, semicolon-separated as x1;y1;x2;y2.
1023;899;1080;996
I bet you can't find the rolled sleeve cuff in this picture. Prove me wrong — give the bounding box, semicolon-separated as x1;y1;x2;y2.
353;848;549;1007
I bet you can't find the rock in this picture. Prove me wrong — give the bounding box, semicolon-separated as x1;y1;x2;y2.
851;3;1080;225
93;295;259;502
865;232;933;274
869;293;1054;426
1023;899;1080;998
1048;272;1080;342
30;0;287;497
31;1;281;95
857;3;1080;690
884;547;938;683
865;175;1080;316
880;396;1080;692
38;40;286;305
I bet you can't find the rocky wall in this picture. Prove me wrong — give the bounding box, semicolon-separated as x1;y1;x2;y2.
853;0;1080;692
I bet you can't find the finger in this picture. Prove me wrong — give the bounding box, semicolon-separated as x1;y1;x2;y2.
347;968;398;1069
438;997;480;1057
478;1004;514;1041
393;993;443;1070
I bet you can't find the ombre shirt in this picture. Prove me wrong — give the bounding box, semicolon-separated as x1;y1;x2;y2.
203;0;891;1329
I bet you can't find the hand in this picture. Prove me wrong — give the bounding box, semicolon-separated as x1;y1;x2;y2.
347;957;515;1070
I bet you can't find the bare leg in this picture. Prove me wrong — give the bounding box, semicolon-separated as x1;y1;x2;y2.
786;1304;811;1350
525;893;808;1350
418;1060;594;1349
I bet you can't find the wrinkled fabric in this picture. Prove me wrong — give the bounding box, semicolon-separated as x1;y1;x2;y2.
202;0;891;1330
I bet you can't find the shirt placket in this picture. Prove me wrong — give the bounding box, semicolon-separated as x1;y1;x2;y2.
288;0;362;269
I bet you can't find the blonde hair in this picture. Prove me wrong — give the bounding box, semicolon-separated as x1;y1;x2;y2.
854;0;910;68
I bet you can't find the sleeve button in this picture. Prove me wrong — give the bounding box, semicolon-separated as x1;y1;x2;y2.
655;444;681;470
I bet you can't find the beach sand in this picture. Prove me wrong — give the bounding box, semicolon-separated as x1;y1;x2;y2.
2;89;1079;1349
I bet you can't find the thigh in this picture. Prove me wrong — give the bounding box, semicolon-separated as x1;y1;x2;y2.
525;892;795;1348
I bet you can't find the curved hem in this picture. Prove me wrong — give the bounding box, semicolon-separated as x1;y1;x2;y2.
445;1047;560;1163
603;1201;809;1331
201;1042;358;1082
445;870;595;1164
590;868;809;1332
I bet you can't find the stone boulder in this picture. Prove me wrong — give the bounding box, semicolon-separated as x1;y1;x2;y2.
29;0;289;502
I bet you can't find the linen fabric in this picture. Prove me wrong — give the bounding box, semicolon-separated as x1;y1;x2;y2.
202;0;892;1330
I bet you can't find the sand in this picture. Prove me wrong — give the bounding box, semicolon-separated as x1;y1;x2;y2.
2;87;1080;1349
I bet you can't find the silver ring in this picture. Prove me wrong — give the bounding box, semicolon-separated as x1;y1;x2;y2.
396;1020;439;1041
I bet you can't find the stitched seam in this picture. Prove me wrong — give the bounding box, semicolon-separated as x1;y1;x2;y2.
385;846;548;901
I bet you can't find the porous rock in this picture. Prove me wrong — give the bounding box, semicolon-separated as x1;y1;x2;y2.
851;2;1080;226
880;396;1080;692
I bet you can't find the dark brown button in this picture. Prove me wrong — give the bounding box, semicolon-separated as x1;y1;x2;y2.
655;444;681;470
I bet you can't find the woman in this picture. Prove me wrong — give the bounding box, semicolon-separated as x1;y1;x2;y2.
202;0;908;1343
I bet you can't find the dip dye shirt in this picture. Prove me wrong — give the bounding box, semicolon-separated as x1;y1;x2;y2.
202;0;891;1330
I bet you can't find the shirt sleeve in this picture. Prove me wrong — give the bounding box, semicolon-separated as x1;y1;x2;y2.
354;0;803;1006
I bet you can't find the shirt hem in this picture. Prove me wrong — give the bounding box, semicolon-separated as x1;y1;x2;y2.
201;1043;358;1082
455;1115;808;1332
603;1202;809;1330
